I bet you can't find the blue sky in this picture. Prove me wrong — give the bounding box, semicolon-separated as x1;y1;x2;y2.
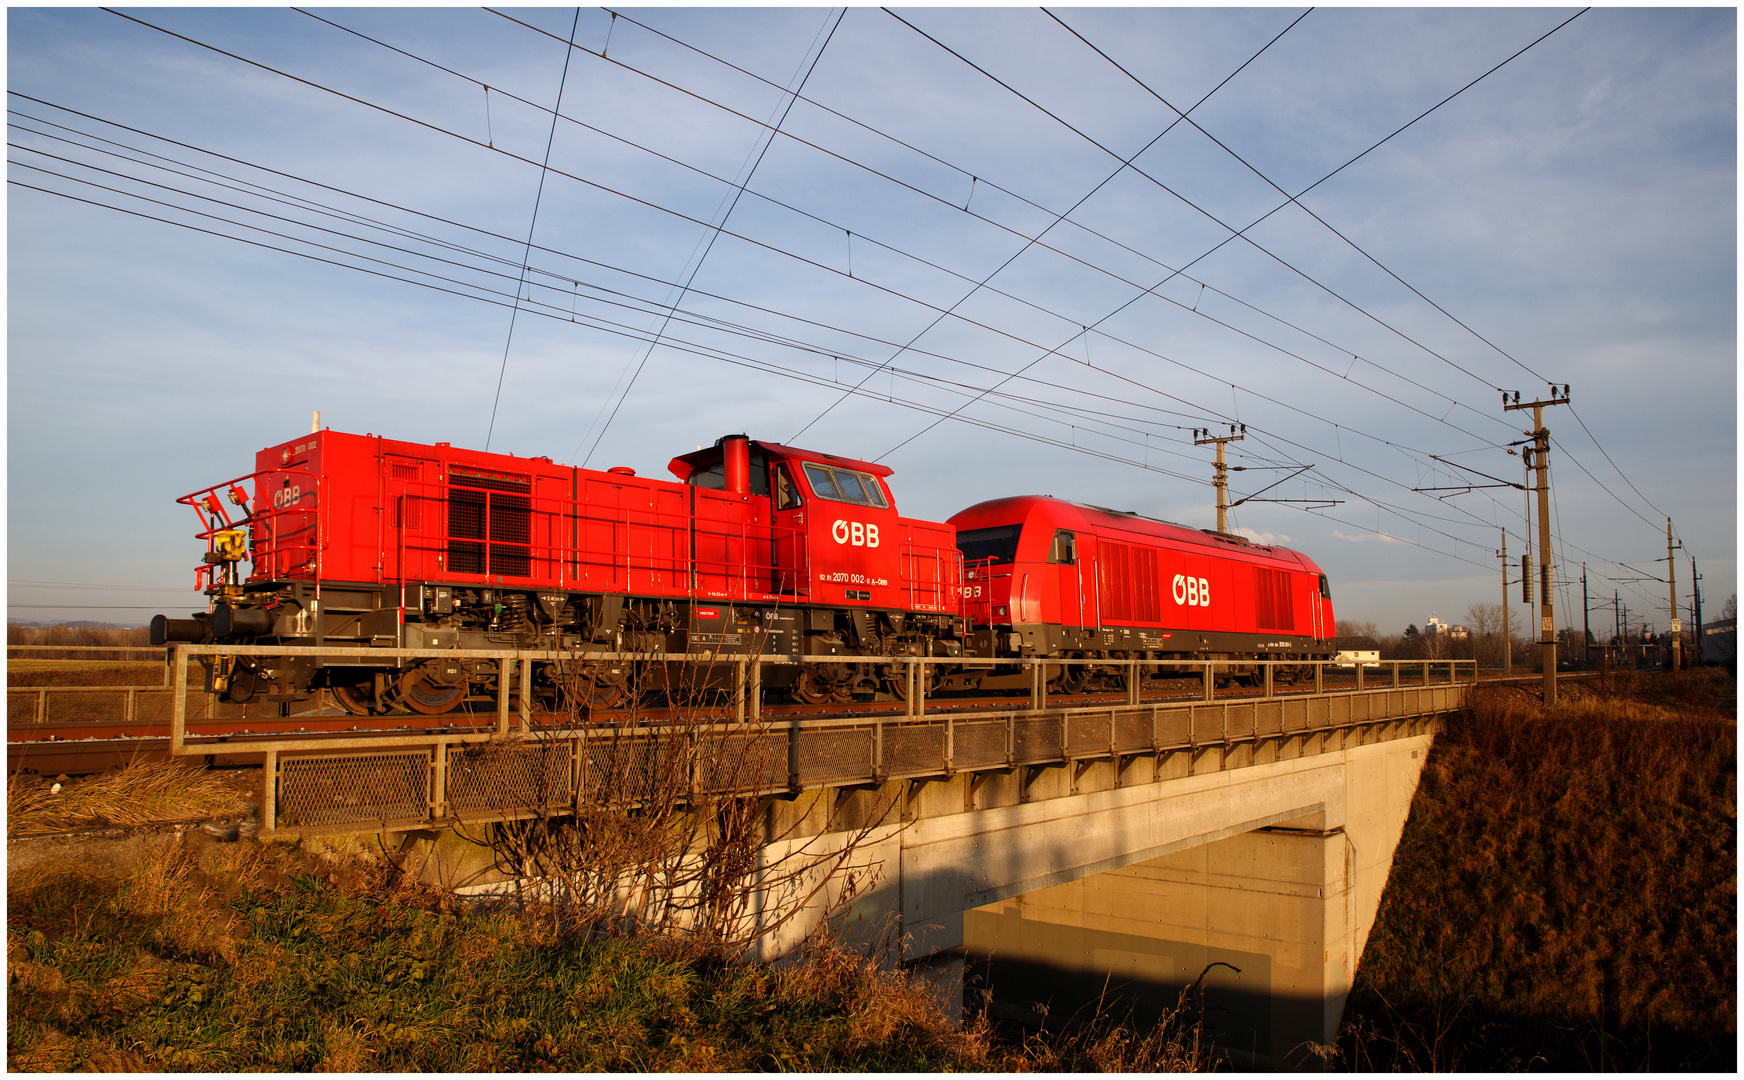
8;6;1736;637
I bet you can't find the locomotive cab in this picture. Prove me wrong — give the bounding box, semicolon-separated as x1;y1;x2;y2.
668;437;908;612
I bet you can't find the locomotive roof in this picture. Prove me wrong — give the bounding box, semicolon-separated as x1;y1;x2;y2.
950;494;1320;570
667;437;892;482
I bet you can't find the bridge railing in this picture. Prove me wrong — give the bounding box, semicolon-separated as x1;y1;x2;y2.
159;644;1474;746
147;644;1472;837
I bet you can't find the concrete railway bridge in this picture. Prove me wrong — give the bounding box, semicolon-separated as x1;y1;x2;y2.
151;646;1472;1067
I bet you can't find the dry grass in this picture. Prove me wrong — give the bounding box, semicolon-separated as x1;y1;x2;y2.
7;661;167;688
7;831;1217;1072
8;759;256;837
1337;667;1736;1071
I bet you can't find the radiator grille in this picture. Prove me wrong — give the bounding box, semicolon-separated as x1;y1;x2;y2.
1098;541;1162;623
1254;567;1296;631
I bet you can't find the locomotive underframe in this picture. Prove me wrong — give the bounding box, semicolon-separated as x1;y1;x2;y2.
172;574;1330;715
173;577;967;714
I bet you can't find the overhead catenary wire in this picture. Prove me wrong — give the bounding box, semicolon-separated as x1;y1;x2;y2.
13;97;1632;593
88;4;1675;539
10;12;1674;596
12;83;1506;497
485;7;582;452
1044;4;1588;393
13;109;1611;582
579;7;845;467
787;6;1315;445
878;7;1548;442
492;8;1527;457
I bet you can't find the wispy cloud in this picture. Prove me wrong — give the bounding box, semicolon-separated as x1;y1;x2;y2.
1334;529;1408;545
1233;527;1291;545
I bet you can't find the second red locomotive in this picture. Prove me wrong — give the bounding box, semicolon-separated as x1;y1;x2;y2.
153;427;1335;711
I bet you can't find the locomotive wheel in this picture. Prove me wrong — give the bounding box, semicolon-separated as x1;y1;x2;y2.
884;663;939;701
575;668;630;710
1048;653;1090;696
331;681;379;716
398;667;467;715
794;669;834;705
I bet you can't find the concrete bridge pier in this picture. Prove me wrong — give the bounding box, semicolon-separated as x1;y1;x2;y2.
889;730;1435;1068
962;815;1354;1067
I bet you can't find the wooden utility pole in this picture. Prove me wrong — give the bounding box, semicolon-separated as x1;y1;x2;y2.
1194;424;1245;534
1497;531;1513;674
1667;519;1683;671
1505;385;1570;704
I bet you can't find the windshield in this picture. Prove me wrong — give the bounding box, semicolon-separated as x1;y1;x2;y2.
957;524;1022;564
800;462;887;508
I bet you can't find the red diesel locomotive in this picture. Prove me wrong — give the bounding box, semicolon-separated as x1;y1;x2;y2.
152;428;1335;712
153;430;962;712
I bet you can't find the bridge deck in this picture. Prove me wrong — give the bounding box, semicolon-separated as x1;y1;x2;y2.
251;679;1468;839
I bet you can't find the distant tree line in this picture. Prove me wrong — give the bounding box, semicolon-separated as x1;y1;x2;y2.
1338;604;1530;668
8;621;152;659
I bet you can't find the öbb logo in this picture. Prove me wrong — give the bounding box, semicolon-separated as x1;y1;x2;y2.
1172;574;1210;607
831;519;879;548
271;485;303;509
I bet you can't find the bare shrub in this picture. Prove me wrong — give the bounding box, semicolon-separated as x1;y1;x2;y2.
458;631;900;956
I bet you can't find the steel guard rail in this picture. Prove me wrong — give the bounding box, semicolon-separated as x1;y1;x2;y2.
165;645;1474;837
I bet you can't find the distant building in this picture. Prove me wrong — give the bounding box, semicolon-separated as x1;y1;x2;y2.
1334;634;1381;667
1702;617;1736;669
1424;613;1468;639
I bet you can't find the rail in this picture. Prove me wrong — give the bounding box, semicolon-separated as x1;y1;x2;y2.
149;645;1473;838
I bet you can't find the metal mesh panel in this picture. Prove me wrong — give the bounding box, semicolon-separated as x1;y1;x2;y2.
1281;698;1308;733
278;751;429;827
1226;704;1256;740
8;692;42;724
43;690;128;722
447;742;573;816
1191;708;1223;744
1255;701;1283;738
580;737;656;803
1012;715;1062;764
1156;707;1191;749
134;692;178;721
952;720;1006;769
1114;712;1150;753
696;733;785;794
1065;712;1110;758
798;728;872;785
884;722;945;775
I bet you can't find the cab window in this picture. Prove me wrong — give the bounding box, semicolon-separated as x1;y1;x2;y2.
774;464;802;510
688;451;770;495
800;462;887;508
1048;529;1076;565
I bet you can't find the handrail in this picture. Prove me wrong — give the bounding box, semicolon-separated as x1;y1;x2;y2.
163;642;1475;758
